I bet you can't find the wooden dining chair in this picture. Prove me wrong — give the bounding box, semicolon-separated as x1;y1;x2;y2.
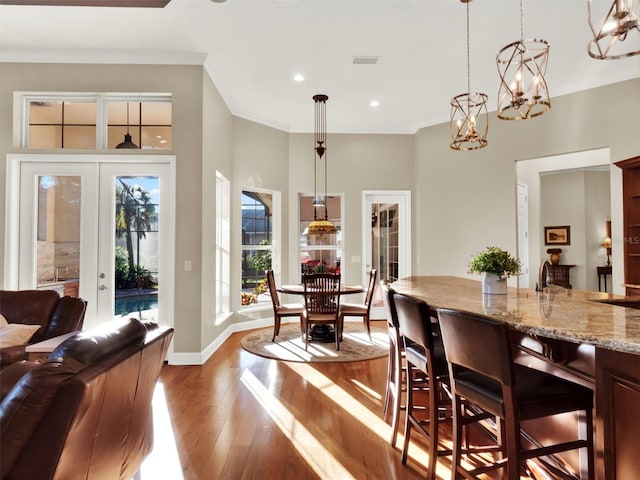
301;273;341;351
266;270;304;342
339;268;377;340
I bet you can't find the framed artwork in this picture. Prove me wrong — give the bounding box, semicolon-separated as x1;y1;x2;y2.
544;225;571;246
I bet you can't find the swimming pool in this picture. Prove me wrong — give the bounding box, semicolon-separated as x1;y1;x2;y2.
114;293;158;316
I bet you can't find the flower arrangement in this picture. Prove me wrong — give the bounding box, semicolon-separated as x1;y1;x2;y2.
468;246;520;279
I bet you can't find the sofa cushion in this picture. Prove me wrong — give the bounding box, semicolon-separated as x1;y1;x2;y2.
0;360;82;478
0;324;41;349
0;290;59;331
50;317;147;365
0;314;7;326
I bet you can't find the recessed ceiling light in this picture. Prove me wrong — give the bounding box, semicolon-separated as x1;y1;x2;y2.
293;74;304;82
370;100;380;107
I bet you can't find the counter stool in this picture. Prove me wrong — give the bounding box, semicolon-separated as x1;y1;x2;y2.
394;292;452;479
380;280;403;446
437;307;594;480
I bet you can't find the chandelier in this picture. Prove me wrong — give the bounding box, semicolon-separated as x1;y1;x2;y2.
588;0;640;59
450;0;488;151
308;94;337;236
496;0;551;120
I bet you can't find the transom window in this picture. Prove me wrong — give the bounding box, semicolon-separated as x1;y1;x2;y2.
21;94;172;150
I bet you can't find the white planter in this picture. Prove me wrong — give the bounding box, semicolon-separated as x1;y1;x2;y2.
482;272;507;295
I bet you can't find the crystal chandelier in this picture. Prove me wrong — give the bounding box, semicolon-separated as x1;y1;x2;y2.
308;94;337;236
450;0;488;151
496;0;551;120
588;0;640;59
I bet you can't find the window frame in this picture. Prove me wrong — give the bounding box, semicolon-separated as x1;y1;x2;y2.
16;92;172;150
240;187;280;310
215;171;231;321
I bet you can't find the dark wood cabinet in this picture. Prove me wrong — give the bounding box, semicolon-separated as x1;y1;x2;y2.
616;156;640;297
595;348;640;479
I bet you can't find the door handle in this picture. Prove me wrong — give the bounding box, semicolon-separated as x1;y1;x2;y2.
98;285;108;291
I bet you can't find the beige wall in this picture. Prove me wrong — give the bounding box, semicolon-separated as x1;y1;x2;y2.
287;133;414;286
413;79;639;286
0;60;637;361
0;62;208;354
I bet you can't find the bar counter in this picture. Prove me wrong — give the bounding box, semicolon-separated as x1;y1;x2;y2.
391;275;640;479
391;275;640;354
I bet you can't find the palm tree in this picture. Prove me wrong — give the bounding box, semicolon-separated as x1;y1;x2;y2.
115;179;156;287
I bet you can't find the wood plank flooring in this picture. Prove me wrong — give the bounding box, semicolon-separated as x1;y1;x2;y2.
152;321;440;479
147;321;512;480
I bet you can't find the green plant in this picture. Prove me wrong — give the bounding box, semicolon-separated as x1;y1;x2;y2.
468;246;520;278
246;240;272;274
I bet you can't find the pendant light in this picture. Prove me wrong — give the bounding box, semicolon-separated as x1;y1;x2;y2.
496;0;551;120
116;102;139;149
588;0;640;59
449;0;489;151
307;94;337;236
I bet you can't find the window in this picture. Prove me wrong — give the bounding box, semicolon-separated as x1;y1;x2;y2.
241;189;276;307
21;94;172;150
299;194;342;276
216;172;231;318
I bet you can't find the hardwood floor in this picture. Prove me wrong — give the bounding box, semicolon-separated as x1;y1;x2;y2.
143;322;523;480
148;321;442;479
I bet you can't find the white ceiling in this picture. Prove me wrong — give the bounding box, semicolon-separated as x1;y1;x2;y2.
0;0;638;134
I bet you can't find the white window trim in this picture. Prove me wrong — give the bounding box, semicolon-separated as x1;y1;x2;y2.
215;171;231;323
14;92;172;149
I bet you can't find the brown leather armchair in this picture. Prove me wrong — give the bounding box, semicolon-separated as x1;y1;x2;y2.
0;317;174;480
0;290;87;368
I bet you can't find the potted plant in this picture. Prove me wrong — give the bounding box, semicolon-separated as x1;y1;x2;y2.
468;246;520;294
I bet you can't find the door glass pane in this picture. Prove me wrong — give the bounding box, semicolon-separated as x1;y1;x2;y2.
36;175;81;297
372;202;399;282
114;176;159;320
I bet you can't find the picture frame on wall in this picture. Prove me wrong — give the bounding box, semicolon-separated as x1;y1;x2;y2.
544;225;571;246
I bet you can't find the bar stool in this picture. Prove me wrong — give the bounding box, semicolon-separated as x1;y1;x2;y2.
437;307;595;480
394;292;451;479
380;280;403;446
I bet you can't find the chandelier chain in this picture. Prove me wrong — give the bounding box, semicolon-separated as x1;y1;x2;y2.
520;0;524;41
466;0;470;95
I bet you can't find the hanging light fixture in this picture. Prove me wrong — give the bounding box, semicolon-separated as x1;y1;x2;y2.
307;94;337;236
496;0;551;120
450;0;488;151
116;102;139;149
588;0;640;59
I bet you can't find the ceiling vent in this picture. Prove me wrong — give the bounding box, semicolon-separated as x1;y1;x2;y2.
352;56;379;65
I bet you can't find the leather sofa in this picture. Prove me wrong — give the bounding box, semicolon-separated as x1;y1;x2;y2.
0;289;87;368
0;317;174;480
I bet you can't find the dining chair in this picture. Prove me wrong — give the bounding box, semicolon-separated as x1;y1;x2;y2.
394;292;452;479
437;307;594;480
301;273;341;351
339;268;377;340
266;270;304;342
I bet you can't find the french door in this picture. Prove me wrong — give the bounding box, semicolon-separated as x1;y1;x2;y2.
363;191;411;319
5;155;174;333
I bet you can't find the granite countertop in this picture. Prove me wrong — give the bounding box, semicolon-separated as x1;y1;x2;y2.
391;276;640;355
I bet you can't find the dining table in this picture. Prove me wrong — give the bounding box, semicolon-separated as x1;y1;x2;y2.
391;275;640;479
278;283;364;342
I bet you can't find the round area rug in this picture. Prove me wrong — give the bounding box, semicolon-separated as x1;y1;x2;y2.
241;322;389;363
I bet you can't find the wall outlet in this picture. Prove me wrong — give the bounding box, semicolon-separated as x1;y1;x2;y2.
184;260;192;272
